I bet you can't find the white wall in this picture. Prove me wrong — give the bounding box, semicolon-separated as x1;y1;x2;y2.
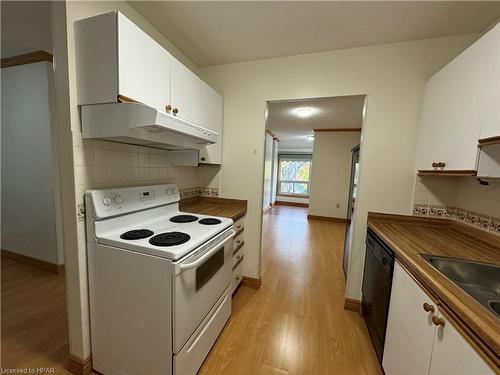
201;34;477;294
1;62;59;264
1;1;52;57
262;133;273;209
309;132;360;218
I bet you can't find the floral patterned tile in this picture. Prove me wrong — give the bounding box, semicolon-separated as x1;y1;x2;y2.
412;204;500;237
413;203;429;216
179;187;220;200
428;205;445;218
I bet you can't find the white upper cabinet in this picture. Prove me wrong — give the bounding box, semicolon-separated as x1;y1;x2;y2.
170;58;201;125
117;13;171;111
477;23;500;141
415;23;500;172
383;262;493;375
75;12;171;111
199;81;223;164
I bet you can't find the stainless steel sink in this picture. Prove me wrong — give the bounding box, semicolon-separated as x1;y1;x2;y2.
420;254;500;318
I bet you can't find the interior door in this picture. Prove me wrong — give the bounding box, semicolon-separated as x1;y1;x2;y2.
342;145;360;278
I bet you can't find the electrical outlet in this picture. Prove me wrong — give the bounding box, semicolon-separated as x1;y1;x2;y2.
336;203;340;208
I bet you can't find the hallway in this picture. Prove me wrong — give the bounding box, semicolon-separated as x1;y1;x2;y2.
200;205;381;374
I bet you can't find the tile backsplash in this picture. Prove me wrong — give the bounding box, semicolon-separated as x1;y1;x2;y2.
413;176;500;235
72;132;220;218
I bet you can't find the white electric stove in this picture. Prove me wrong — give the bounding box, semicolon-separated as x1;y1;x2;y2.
85;184;235;375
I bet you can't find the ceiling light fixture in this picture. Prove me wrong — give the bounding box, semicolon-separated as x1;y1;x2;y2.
296;107;313;118
307;135;315;142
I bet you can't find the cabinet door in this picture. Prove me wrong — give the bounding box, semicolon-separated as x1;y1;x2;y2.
429;311;494;375
170;59;200;124
383;262;436;375
199;81;223;164
477;23;500;141
117;13;171;111
416;45;481;171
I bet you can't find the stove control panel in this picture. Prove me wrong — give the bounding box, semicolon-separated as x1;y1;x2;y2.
87;184;180;219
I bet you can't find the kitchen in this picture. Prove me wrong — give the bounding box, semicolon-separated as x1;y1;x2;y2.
1;2;499;375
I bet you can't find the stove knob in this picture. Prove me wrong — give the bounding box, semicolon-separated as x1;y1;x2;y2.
114;195;123;204
103;197;112;206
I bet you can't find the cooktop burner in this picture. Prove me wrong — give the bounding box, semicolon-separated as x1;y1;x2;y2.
198;218;222;225
149;232;191;247
169;215;199;223
120;229;154;240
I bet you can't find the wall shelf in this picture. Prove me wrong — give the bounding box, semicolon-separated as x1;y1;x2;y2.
417;170;477;177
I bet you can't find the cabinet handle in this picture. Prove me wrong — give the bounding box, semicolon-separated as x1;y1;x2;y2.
423;302;435;313
200;157;206;161
172;108;179;114
432;315;445;327
432;162;438;168
165;105;172;112
236;240;241;244
237;225;242;230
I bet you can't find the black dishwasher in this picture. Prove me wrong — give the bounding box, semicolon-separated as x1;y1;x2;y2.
361;228;395;363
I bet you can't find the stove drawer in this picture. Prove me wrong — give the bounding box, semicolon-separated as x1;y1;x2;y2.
174;288;231;375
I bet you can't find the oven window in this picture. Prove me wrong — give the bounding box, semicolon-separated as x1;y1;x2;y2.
196;247;224;291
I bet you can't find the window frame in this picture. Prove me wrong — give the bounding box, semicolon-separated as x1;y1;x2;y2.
276;155;312;198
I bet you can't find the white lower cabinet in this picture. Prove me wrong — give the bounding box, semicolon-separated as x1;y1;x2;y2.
383;262;493;375
429;313;493;375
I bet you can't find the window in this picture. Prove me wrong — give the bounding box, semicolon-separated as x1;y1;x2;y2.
278;154;312;196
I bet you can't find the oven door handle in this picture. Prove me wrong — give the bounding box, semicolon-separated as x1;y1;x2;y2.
176;230;236;274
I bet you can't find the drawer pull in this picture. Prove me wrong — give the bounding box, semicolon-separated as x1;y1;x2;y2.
172;107;179;114
165;105;172;112
423;303;435;313
236;225;242;230
432;316;445;327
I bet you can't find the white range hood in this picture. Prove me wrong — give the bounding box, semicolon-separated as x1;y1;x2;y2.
81;102;217;150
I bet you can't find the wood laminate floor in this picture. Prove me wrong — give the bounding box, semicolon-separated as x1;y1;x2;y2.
199;205;381;375
1;257;69;373
1;205;380;374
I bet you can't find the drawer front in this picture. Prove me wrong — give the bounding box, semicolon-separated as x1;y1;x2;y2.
231;258;243;294
233;246;244;267
233;231;244;252
234;216;245;233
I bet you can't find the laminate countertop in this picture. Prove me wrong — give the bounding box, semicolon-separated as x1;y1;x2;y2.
367;212;500;370
179;196;247;222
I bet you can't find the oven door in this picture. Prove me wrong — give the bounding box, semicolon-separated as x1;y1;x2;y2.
172;227;235;353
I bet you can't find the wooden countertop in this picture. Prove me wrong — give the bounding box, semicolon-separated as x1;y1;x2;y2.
367;212;500;370
179;196;247;221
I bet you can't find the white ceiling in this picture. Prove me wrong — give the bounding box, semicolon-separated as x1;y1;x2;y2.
129;1;500;67
267;95;365;149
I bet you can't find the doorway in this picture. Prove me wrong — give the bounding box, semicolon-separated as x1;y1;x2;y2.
343;145;360;278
